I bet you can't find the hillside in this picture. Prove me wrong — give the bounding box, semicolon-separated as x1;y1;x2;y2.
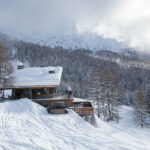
1;33;150;104
0;99;150;150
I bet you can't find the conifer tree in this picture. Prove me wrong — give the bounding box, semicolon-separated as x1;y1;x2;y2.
145;84;150;111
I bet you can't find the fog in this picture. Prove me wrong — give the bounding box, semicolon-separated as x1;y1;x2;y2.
0;0;150;50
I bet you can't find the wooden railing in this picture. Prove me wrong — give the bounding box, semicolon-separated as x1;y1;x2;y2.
71;107;94;115
32;93;74;100
32;93;60;99
33;94;52;99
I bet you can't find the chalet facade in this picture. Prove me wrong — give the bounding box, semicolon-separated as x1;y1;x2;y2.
1;66;63;100
0;64;94;122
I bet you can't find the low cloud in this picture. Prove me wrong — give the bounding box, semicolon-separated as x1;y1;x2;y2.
0;0;150;50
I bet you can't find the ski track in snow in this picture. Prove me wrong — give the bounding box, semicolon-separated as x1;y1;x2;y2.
0;99;150;150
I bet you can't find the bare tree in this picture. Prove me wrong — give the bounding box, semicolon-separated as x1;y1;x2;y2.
88;68;104;118
134;85;147;128
101;70;120;122
0;42;13;98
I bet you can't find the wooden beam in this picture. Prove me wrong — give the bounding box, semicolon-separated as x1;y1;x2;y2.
71;107;94;115
0;85;58;90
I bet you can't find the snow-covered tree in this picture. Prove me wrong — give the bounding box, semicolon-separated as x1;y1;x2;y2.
0;42;13;97
88;69;120;121
134;86;147;128
101;70;120;122
88;68;104;118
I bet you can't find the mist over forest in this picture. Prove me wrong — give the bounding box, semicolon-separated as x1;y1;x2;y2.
1;33;150;106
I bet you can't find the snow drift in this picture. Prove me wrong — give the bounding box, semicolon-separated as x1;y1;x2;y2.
0;99;150;150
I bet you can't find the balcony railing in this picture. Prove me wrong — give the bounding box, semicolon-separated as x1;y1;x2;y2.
32;93;73;100
71;107;94;115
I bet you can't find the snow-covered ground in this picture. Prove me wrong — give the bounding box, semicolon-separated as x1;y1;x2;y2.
0;99;150;150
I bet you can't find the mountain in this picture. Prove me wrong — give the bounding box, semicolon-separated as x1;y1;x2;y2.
21;32;129;51
0;31;128;52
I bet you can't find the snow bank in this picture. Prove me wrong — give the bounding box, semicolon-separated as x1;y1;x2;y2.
1;99;46;114
73;97;91;102
0;99;150;150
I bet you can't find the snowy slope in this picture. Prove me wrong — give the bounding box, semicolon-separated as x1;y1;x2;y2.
0;99;150;150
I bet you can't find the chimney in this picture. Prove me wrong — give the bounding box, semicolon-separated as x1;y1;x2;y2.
17;62;24;70
49;70;55;74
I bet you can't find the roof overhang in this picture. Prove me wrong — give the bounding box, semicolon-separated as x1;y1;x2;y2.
0;66;63;90
0;85;58;90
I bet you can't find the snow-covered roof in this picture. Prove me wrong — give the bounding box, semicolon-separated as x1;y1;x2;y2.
17;61;23;66
73;98;91;102
7;66;63;89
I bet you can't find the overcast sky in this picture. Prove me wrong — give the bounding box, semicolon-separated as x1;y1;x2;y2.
0;0;150;50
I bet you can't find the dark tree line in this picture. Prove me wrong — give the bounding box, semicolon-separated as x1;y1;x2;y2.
3;40;150;106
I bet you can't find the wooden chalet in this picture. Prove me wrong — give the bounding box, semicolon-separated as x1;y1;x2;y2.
0;66;63;100
0;64;94;122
